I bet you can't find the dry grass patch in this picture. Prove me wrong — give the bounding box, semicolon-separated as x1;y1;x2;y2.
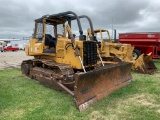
157;109;160;114
1;109;24;119
129;94;160;108
90;111;108;120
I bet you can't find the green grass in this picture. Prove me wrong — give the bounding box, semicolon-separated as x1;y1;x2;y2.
0;60;160;120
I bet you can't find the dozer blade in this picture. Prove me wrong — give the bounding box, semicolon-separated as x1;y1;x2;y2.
74;62;132;111
133;54;157;74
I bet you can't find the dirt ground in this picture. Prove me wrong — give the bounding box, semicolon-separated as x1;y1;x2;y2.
0;51;33;70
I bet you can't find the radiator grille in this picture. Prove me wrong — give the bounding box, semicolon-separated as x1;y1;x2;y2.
83;41;97;66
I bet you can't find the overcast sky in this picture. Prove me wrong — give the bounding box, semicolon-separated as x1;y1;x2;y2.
0;0;160;39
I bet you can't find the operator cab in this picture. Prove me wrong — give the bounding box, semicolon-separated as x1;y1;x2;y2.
34;17;66;53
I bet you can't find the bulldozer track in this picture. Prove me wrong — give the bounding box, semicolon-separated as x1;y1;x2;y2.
21;59;75;91
22;59;74;76
32;59;74;76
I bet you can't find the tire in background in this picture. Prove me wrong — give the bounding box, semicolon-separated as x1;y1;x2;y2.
132;49;141;60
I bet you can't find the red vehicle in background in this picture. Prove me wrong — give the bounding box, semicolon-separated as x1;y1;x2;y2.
119;32;160;59
3;46;19;52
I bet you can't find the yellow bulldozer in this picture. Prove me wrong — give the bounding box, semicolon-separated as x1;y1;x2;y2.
87;28;157;74
21;11;133;111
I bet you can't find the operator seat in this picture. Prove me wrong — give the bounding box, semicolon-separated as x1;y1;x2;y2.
44;34;56;53
45;34;56;48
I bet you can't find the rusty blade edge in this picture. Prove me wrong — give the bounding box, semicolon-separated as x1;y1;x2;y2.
77;78;132;112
